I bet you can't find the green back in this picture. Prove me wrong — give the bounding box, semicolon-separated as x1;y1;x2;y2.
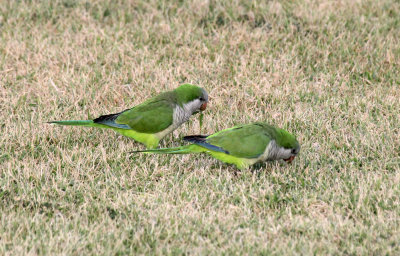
204;123;298;158
115;92;175;133
205;123;271;158
243;123;298;149
115;84;205;134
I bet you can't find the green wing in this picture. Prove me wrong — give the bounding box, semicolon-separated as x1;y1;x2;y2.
205;124;271;158
115;93;175;134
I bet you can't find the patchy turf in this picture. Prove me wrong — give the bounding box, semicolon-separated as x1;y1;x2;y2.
1;0;399;254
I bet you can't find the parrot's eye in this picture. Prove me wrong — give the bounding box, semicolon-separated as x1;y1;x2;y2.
199;97;205;101
291;149;297;154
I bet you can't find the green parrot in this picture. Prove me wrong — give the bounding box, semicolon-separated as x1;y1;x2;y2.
131;122;300;169
49;84;208;149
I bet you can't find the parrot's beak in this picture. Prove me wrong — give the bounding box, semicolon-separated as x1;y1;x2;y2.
200;102;207;111
284;155;296;164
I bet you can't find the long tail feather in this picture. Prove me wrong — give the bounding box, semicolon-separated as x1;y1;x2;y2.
131;145;201;154
48;120;106;128
183;135;229;154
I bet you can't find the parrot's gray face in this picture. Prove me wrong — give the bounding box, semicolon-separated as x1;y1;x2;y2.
193;89;209;114
174;90;209;126
266;141;298;163
267;140;300;164
283;145;300;164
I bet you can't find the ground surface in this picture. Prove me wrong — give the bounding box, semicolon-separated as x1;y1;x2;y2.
1;0;399;255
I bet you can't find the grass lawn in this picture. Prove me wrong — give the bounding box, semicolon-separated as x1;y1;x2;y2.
1;0;399;254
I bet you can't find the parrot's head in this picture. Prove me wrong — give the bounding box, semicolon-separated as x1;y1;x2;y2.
175;84;208;114
275;128;300;164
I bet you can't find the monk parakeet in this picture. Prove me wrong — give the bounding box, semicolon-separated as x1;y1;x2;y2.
49;84;208;149
132;122;300;169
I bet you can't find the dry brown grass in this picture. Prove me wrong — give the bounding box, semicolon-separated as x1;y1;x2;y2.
1;0;400;254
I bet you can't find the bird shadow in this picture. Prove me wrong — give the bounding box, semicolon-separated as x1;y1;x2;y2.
208;161;274;178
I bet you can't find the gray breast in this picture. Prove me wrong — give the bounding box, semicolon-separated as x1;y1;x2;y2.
266;140;292;160
173;100;200;126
